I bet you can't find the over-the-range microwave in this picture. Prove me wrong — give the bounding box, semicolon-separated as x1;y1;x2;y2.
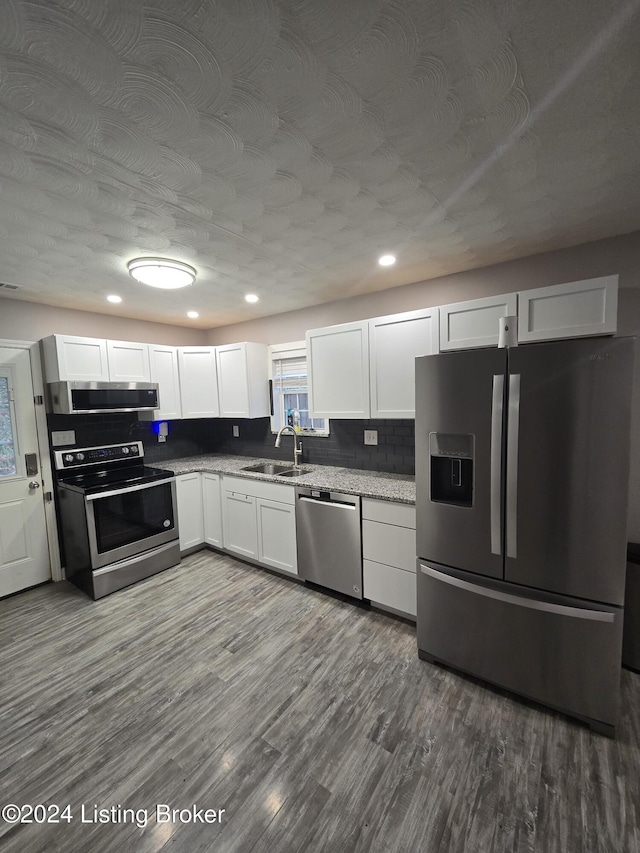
48;381;160;415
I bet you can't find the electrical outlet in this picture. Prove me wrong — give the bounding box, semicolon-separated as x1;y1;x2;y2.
51;430;76;447
232;425;239;437
364;429;378;446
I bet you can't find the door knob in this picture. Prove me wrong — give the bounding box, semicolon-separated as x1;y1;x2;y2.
29;481;40;489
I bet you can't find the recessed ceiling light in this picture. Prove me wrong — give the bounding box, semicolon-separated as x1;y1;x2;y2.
128;257;196;289
245;294;259;303
187;310;199;319
378;254;396;267
107;294;122;303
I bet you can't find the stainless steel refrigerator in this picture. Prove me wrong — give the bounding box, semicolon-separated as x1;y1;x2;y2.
415;336;634;736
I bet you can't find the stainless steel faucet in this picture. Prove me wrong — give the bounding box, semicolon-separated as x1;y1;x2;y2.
275;425;303;468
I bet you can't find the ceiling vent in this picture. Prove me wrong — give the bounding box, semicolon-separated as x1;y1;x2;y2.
0;283;21;290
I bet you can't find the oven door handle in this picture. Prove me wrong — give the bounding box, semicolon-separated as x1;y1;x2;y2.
85;477;176;501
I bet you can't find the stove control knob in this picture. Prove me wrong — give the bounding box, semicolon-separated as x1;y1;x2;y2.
76;452;85;461
64;454;74;463
130;445;139;454
121;446;130;455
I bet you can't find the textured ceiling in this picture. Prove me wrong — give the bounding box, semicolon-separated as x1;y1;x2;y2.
0;0;639;328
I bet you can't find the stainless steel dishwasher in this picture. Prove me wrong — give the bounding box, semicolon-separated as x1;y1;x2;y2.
295;487;363;599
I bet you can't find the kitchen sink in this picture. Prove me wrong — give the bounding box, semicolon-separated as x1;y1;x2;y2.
277;468;311;477
240;463;293;475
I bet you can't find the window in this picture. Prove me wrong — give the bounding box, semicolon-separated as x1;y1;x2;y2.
269;343;329;435
0;374;18;477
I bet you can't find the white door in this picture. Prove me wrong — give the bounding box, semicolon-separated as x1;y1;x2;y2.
0;347;50;596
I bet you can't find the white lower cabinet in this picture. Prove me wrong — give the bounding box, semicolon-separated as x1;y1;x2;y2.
256;497;297;575
175;473;204;552
222;491;258;559
202;473;223;548
362;498;417;618
222;476;297;575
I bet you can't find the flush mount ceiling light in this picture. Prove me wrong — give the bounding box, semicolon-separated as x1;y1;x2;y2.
106;294;122;303
128;257;196;289
378;254;396;267
187;310;199;319
245;293;259;303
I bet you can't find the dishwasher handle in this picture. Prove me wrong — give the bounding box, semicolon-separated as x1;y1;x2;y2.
298;495;358;510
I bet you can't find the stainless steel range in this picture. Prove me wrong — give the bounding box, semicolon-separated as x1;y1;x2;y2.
54;441;180;599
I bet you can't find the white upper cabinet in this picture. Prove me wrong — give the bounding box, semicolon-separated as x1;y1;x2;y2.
42;334;152;382
307;321;370;419
216;342;269;418
517;275;618;343
439;293;518;351
369;308;439;418
106;340;151;382
42;334;110;382
139;345;182;421
177;347;220;419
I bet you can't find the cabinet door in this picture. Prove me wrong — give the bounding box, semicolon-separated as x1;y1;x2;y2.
517;275;618;342
216;342;269;418
175;473;204;551
178;347;220;418
222;490;257;559
202;473;223;549
439;293;517;351
42;335;109;381
369;308;439;418
306;321;370;418
216;343;250;417
256;498;297;575
144;345;182;421
106;340;151;382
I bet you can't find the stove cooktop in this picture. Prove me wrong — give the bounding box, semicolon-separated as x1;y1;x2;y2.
57;465;175;495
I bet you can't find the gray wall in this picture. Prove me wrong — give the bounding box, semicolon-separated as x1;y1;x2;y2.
205;231;640;345
0;298;208;346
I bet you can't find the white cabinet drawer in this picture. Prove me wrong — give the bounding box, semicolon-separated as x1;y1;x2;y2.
363;519;416;572
364;560;416;618
222;475;295;505
361;498;415;529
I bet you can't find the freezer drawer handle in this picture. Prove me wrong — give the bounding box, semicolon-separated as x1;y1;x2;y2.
419;565;614;622
506;374;520;558
490;374;504;555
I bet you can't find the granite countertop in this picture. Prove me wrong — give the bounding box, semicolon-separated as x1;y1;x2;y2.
162;454;416;505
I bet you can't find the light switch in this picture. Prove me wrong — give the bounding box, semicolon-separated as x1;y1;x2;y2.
233;425;240;437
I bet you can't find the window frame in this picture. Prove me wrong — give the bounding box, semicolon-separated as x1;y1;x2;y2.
268;342;330;436
0;367;20;479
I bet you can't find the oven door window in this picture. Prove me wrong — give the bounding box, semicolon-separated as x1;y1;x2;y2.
92;482;175;553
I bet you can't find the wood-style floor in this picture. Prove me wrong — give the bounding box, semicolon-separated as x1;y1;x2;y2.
1;549;639;853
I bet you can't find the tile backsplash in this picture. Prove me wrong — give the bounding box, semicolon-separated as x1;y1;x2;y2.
210;418;415;475
46;414;415;475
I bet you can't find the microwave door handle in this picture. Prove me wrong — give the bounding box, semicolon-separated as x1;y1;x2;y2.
506;374;520;559
490;374;504;555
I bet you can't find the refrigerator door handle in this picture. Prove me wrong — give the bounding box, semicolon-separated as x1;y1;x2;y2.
419;565;615;622
490;374;504;555
506;374;521;558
